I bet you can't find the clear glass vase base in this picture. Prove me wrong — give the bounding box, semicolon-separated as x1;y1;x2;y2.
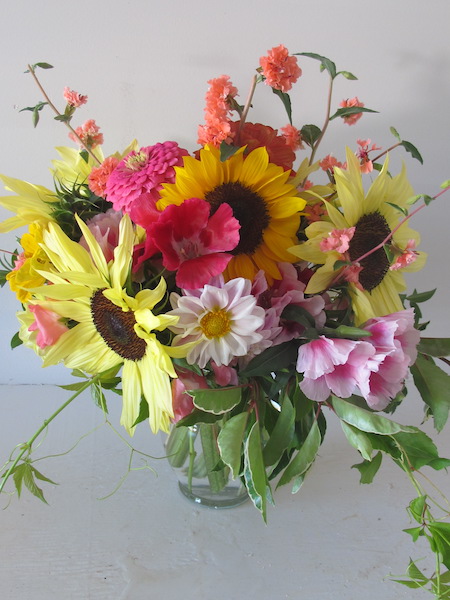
178;481;249;509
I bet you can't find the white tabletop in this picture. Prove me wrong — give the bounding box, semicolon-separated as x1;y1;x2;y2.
1;383;446;599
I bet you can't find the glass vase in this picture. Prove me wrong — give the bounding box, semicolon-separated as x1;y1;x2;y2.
165;422;248;509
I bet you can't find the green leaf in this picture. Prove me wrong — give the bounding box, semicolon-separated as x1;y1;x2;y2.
31;466;57;486
406;288;436;303
329;106;378;121
408;495;427;524
392;559;428;588
322;324;372;339
429;523;450;570
176;408;223;427
401;140;423;164
338;70;358;80
12;463;26;497
22;463;49;503
300;124;322;148
418;338;450;357
263;396;295;466
295;52;337;79
200;423;228;493
441;179;450;189
33;62;54;70
217;413;248;479
385;201;408;216
244;422;268;521
132;398;149;427
393;430;450;470
411;355;450;431
277;420;321;489
390;126;401;141
403;526;424;542
165;425;190;468
219;142;241;162
240;341;298;377
352;451;382;484
341;421;373;461
10;331;23;349
91;381;108;413
190;387;241;415
59;381;90;391
332;397;416;435
281;304;316;329
271;88;292;124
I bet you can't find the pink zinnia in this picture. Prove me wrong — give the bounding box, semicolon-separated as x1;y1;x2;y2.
259;45;302;93
340;97;365;125
28;305;69;349
149;197;240;289
105;142;189;214
69;119;103;149
88;156;120;197
63;87;88;108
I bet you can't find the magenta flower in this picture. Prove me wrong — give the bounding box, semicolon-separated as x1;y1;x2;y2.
105;142;189;213
149;197;240;289
78;208;122;262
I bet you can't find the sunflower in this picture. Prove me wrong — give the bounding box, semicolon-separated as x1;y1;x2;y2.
290;149;426;324
26;214;190;435
157;145;305;282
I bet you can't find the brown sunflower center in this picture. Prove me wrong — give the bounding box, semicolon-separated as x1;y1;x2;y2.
348;212;391;292
205;182;270;255
91;290;146;360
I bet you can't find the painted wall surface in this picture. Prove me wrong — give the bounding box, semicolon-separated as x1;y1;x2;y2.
0;0;449;383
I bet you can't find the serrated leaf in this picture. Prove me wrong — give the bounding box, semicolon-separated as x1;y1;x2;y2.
190;387;241;415
393;430;450;470
329;106;378;121
429;523;450;570
300;124;322;148
244;422;267;520
352;451;382;483
271;88;292;124
332;397;416;434
401;140;423;164
418;337;450;357
263;396;295;466
277;420;321;489
240;341;298;377
217;412;248;479
22;463;49;503
341;421;373;460
295;52;337;79
411;355;450;431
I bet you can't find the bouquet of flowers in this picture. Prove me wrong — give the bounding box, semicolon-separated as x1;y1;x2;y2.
1;45;450;596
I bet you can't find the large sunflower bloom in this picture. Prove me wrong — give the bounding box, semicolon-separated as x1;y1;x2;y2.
290;149;426;324
26;214;190;435
157;145;305;282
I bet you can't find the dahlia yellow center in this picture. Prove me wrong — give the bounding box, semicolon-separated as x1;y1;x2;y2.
200;308;231;339
125;151;148;171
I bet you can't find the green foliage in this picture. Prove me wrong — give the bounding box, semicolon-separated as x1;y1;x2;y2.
10;332;23;349
190;386;242;414
352;451;382;484
240;342;298;377
412;354;450;431
329;105;378;121
390;126;424;164
19;101;48;127
300;124;322;148
244;422;268;521
219;142;241;161
11;461;57;503
276;420;321;490
418;338;450;357
271;88;292;124
217;413;249;479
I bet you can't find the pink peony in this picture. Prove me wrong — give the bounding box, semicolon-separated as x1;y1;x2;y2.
105;142;189;214
63;87;88;108
88;156;120;197
149;197;240;289
358;309;420;410
69;119;103;149
259;45;302;93
78;208;122;262
28;305;69;349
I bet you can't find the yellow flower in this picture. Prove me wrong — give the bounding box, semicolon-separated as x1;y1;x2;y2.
290;149;426;324
6;223;51;302
27;214;190;435
157;145;305;282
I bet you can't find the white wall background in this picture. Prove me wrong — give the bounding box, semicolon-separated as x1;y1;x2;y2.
0;0;449;384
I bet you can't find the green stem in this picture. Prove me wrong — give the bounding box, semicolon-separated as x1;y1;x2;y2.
0;374;101;495
309;74;334;165
187;426;197;492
